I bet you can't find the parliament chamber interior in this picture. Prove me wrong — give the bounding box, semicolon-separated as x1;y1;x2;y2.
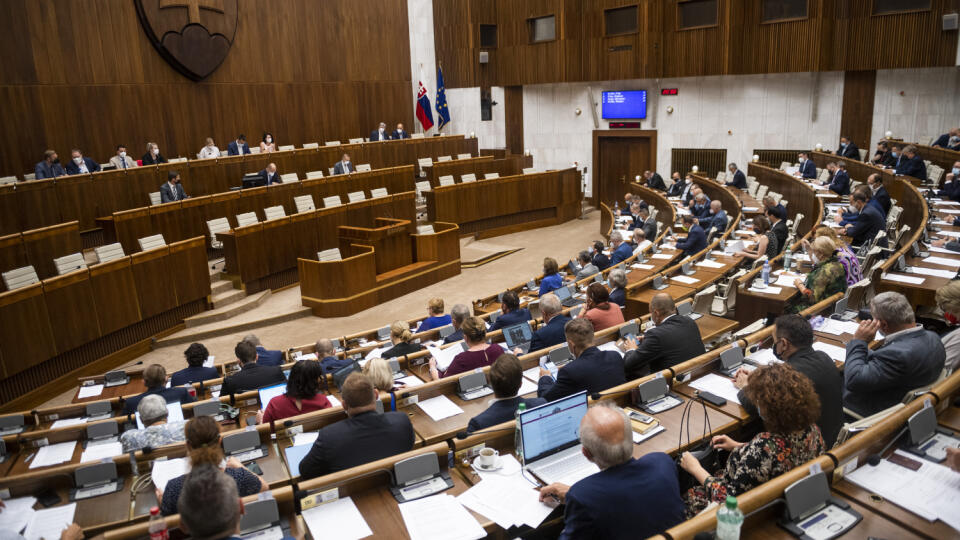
3;0;960;539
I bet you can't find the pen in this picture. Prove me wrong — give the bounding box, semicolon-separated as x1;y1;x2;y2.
24;452;35;463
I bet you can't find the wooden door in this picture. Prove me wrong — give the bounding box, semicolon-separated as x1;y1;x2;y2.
593;130;657;208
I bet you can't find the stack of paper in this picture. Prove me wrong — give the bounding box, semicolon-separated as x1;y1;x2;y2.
812;341;847;364
905;266;956;279
23;503;76;540
293;432;319;446
396;374;424;387
302;497;373;540
689;374;741;405
77;384;104;399
671;275;699;285
517;377;539;396
881;273;926;285
0;496;37;535
522;366;542;382
151;457;188;491
746;285;783;295
696;259;725;269
651;253;673;260
597;341;625;357
458;475;554;530
426;345;461;372
80;441;123;463
924;256;960;268
30;441;77;469
417;395;464;422
50;417;88;429
747;348;779;366
398;494;486;540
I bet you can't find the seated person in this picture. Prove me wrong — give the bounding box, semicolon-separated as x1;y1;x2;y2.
65;148;100;175
443;304;471;344
608;231;633;265
120;395;186;453
170;342;219;386
123;364;196;415
488;290;532;332
537;318;625;402
466;354;546;433
623;293;705;379
871;141;895;167
538;403;684;539
667;172;685;197
177;465;248;539
581;282;625;332
159;171;187;203
257;360;331;424
636;207;657;242
258;162;281;185
571;250;599;280
787;236;847;313
243;334;283;366
934;163;960;200
767;205;789;253
430;317;504;379
894;145;926;180
734;315;843;448
364;357;407;393
220;341;286;395
725;163;747;189
415;297;452;333
299;373;415;479
735;215;777;262
382;320;423;359
798;152;817;178
803;226;862;286
630;229;651;253
370;122;391;141
259;133;274;154
843;188;887;248
333;153;354;175
591;240;611;271
110;144;137;169
316;338;351;375
142;142;167;165
159;415;267;515
607;269;628;308
700;200;728;233
826;161;850;195
843;292;945;417
932;128;960;149
644;170;667;191
680;364;825;517
626;201;645;229
690;193;711;219
392;123;410;140
539;257;563;296
228;134;251;155
935;281;960;374
835;183;885;227
761;195;786;219
198;138;220;159
620;193;634;216
529;293;571;352
675;214;706;257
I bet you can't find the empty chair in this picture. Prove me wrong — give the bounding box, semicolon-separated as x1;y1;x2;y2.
747;183;759;198
306;170;324;179
347;191;365;203
858;148;867;161
746;175;756;184
2;265;39;290
755;185;769;200
24;173;36;181
523;167;537;174
417;157;433;169
370;188;388;198
169;157;187;163
411;133;425;139
138;234;166;252
294;195;316;213
318;248;342;262
779;161;791;170
456;153;472;159
415;181;432;194
348;138;364;144
789;213;804;236
711;280;738;317
277;145;295;152
769;192;783;204
264;205;286;221
484;172;500;180
149;192;162;205
219;150;228;157
328;167;335;176
280;173;299;183
325;141;341;146
206;218;230;249
438;175;455;187
437;155;452;162
888;224;910;250
302;142;319;149
54;253;86;275
416;225;435;235
323;195;342;208
779;198;788;207
716;172;726;181
249;147;261;154
690;285;716;315
355;164;372;172
461;173;477;183
0;176;17;185
94;243;125;263
236;212;259;227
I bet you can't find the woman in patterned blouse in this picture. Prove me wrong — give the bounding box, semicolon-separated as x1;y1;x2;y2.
789;236;848;313
806;226;862;286
679;364;825;517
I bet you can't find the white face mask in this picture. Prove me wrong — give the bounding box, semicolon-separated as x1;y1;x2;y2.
953;167;960;175
73;157;83;164
119;151;126;158
685;178;691;184
266;137;272;143
152;148;159;155
810;252;819;264
798;157;805;163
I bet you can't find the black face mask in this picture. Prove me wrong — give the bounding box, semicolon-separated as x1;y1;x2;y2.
772;339;785;360
52;158;60;164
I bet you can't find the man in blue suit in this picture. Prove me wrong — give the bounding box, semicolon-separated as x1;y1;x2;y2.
258;163;282;185
34;149;67;179
333;153;355;175
798;152;817;179
488;291;532;332
675;215;706;257
370;122;391;142
537;404;685;540
65;148;101;175
725;163;747;189
867;174;891;215
391;123;411;140
466;355;546;433
836;136;860;161
837;185;885;227
827;161;850;196
895;146;927;181
529;294;571;353
608;231;633;265
690;193;711;219
538;319;625;402
931;128;959;149
701;201;727;234
227;134;251;156
844;189;888;249
243;334;284;366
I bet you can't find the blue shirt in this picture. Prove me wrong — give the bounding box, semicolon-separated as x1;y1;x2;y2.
416;314;452;333
539;273;563;297
256;347;283;366
609;243;633;265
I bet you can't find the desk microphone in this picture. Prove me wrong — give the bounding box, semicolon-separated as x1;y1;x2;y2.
750;335;773;353
865;424;909;466
455;425;515;440
589;386;636;401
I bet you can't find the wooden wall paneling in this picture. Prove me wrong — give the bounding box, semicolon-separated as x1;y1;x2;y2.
504;86;524;154
671;148;727;178
0;284;57;378
290;211;321;261
840;70;877;151
661;0;728;78
591;129;658;207
130;247;178;318
581;0;658;81
88;257;143;336
41;269;102;354
168;237;212;306
728;0;825;74
262;218;295;276
21;221;82;280
0;234;27;279
753;149;810;166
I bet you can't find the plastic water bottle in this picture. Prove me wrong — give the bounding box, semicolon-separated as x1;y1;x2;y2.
716;495;744;540
783;247;792;270
514;402;526;460
762;261;771;286
614;200;619;213
149;507;169;540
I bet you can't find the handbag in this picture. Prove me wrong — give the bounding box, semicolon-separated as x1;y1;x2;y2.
675;395;719;492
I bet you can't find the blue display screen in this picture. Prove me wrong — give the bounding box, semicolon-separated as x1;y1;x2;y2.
601;90;647;119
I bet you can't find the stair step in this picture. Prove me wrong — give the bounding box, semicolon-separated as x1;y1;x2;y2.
184;289;271;329
210;279;234;295
211;288;246;309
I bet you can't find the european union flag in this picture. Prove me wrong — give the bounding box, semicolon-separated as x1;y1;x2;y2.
436;65;451;130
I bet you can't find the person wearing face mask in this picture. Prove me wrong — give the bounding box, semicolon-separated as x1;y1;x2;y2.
109;144;137;169
258;133;274;154
666;171;684;197
142;142;167;165
725;163;747;189
65;148;100;175
843;292;945;418
160;171;188;203
934;164;960;202
197;137;220;159
34;149;67;179
894;145;926;181
736;215;777;261
644;169;666;191
843;188;887;248
391;123;410;140
931;127;960;150
226;134;250;155
788;236;847;313
835;136;860;161
700;200;728;233
870;141;895;167
826;160;850;195
804;226;861;285
888;145;903;169
797;152;817;179
734;315;842;448
333;152;355;175
834;184;885;228
690;192;711;220
935;281;960;374
680;178;696;205
950;135;960;151
257;162;281;185
622;292;705;379
370;122;391;142
675;214;706;257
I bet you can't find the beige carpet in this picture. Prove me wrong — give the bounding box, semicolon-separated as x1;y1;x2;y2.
459;236;523;267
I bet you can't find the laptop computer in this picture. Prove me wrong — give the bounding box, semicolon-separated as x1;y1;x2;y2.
237;497;288;540
676;301;703;321
718;347;756;377
520;391;600;486
567;260;580;275
554;285;583;308
258;383;286;410
503;322;534;354
905;404;960;463
457;371;493;401
549;344;575;368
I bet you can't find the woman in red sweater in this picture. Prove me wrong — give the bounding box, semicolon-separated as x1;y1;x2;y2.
429;316;503;379
256;360;332;424
582;282;625;331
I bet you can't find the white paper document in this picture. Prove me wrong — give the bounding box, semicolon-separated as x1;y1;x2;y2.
152;457;188;492
671;275;699;285
327;395;341;408
922;256;960;268
937;230;960;238
523;366;542;382
905;266;957;279
816;318;859;335
724;240;745;254
203;355;215;368
79;441;123;463
747;348;780;366
293;432;319;447
597;341;625;357
30;441;77;469
696;259;725;269
417;395;464;422
747;285;783;295
773;274;802;288
631;263;654;270
812;342;847;364
689;373;741;404
396;374;424;388
426;345;461;372
881;273;926;285
398;494;486;540
929;246;959;254
651;253;674;260
23;503;76;540
364;345;389;362
0;496;37;535
77;384;104;399
50;417;88;429
517;377;538;396
301;497;373;540
458;474;554;529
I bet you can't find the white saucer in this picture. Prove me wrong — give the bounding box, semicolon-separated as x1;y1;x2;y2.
472;456;503;472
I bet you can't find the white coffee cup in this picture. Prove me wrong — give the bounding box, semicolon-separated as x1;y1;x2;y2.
477;447;499;468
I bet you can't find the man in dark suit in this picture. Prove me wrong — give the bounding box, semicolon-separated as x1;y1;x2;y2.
725;163;747;189
766;205;788;254
895;145;927;181
836;136;860;161
666;172;684;197
735;315;843;447
34;149;67;179
170;343;219;386
607;269;628;308
932;128;959;149
538;404;684;539
333;153;355;175
316;339;352;376
681;180;697;206
370;122;391;142
591;240;610;271
160;171;188;203
798;152;817;179
867;173;891;215
690;192;711;219
220;341;286;395
623;294;705;378
870;142;895;168
675;215;706;257
936;168;960;201
844;188;888;248
258;163;281;186
836;185;885;227
242;334;284;366
700;201;728;235
827;161;850;196
529;294;571;353
65;148;101;175
608;231;633;265
644;170;666;191
391;123;411;140
123;364;197;415
227;135;251;156
467;355;546;433
537;319;625;402
637;207;657;241
299;373;415;479
489;290;532;332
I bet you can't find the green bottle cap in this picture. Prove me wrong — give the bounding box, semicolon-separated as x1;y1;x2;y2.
517;403;526;411
725;495;737;509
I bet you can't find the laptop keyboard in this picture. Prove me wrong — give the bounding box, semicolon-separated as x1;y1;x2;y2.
231;448;266;462
76;481;119;500
531;450;596;485
461;387;494;400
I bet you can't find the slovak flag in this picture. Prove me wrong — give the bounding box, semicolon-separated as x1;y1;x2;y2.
416;75;435;132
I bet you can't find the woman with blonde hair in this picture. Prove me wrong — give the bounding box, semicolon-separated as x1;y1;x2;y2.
935;280;960;373
429;317;503;379
382;320;422;359
805;225;862;285
364;357;405;392
415;297;451;333
789;236;847;313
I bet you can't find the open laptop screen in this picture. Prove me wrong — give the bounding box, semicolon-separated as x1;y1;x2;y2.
503;322;532;349
520;391;588;463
